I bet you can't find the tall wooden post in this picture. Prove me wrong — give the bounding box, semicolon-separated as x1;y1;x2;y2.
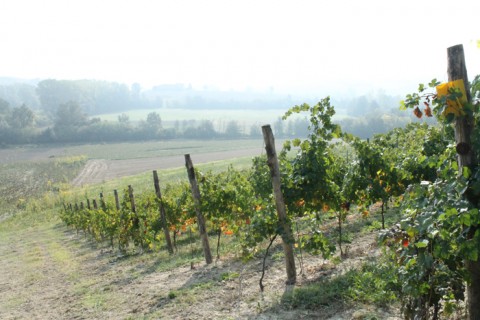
447;44;479;320
153;170;174;254
113;189;120;210
99;192;106;210
262;125;296;285
185;154;213;264
128;185;136;213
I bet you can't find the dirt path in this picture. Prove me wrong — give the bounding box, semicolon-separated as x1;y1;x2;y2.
71;147;265;187
71;159;109;187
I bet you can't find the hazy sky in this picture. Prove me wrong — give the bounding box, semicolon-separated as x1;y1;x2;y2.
1;0;479;95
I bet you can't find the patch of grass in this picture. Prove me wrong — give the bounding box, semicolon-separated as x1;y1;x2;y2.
81;292;107;309
3;294;27;309
282;260;400;310
220;271;240;281
0;156;86;222
168;291;177;299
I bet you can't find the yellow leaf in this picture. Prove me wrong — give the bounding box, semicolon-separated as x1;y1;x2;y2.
436;80;467;116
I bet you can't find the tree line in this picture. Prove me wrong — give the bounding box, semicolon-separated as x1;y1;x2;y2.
0;78;428;145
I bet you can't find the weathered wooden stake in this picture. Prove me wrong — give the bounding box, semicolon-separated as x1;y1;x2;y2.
113;189;120;210
99;192;106;210
448;44;480;320
92;199;98;210
262;124;296;285
153;170;174;254
128;185;136;213
185;154;213;264
86;199;91;210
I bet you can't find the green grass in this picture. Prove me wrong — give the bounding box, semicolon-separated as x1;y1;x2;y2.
94;107;289;131
0;156;86;220
282;259;400;310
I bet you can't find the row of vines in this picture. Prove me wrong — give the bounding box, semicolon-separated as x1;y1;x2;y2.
59;89;469;315
60;44;480;319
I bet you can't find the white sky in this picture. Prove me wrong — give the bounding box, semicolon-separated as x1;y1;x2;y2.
1;0;479;95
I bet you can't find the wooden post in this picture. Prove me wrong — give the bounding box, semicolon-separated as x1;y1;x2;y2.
153;170;174;254
99;192;106;210
92;199;98;210
262;125;296;285
447;44;479;320
113;189;120;210
86;199;91;210
128;185;136;213
185;154;213;264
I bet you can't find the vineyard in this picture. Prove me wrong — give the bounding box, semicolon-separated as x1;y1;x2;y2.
1;45;480;319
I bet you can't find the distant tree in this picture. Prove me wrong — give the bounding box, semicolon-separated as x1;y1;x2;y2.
182;120;216;139
146;112;162;131
53;101;88;140
273;117;284;138
197;120;216;138
37;80;80;117
249;123;262;138
0;83;40;110
224;120;242;138
54;101;88;127
118;113;130;124
0;97;10;114
8;104;34;129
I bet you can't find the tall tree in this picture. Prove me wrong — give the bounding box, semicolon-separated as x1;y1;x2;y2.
8;104;34;129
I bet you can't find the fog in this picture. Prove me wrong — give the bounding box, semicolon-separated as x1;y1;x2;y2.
1;0;479;97
0;0;478;145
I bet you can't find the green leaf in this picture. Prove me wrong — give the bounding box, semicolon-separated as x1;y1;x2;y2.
416;239;429;248
462;213;472;227
463;166;472;179
428;79;440;88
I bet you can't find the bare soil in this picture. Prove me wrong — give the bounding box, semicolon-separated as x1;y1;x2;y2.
71;148;265;186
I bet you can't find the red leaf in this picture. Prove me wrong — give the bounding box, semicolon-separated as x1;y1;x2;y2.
413;107;423;118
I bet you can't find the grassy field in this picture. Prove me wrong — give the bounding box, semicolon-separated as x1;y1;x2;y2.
60;139;269;160
94;107;290;131
0;139;270;164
